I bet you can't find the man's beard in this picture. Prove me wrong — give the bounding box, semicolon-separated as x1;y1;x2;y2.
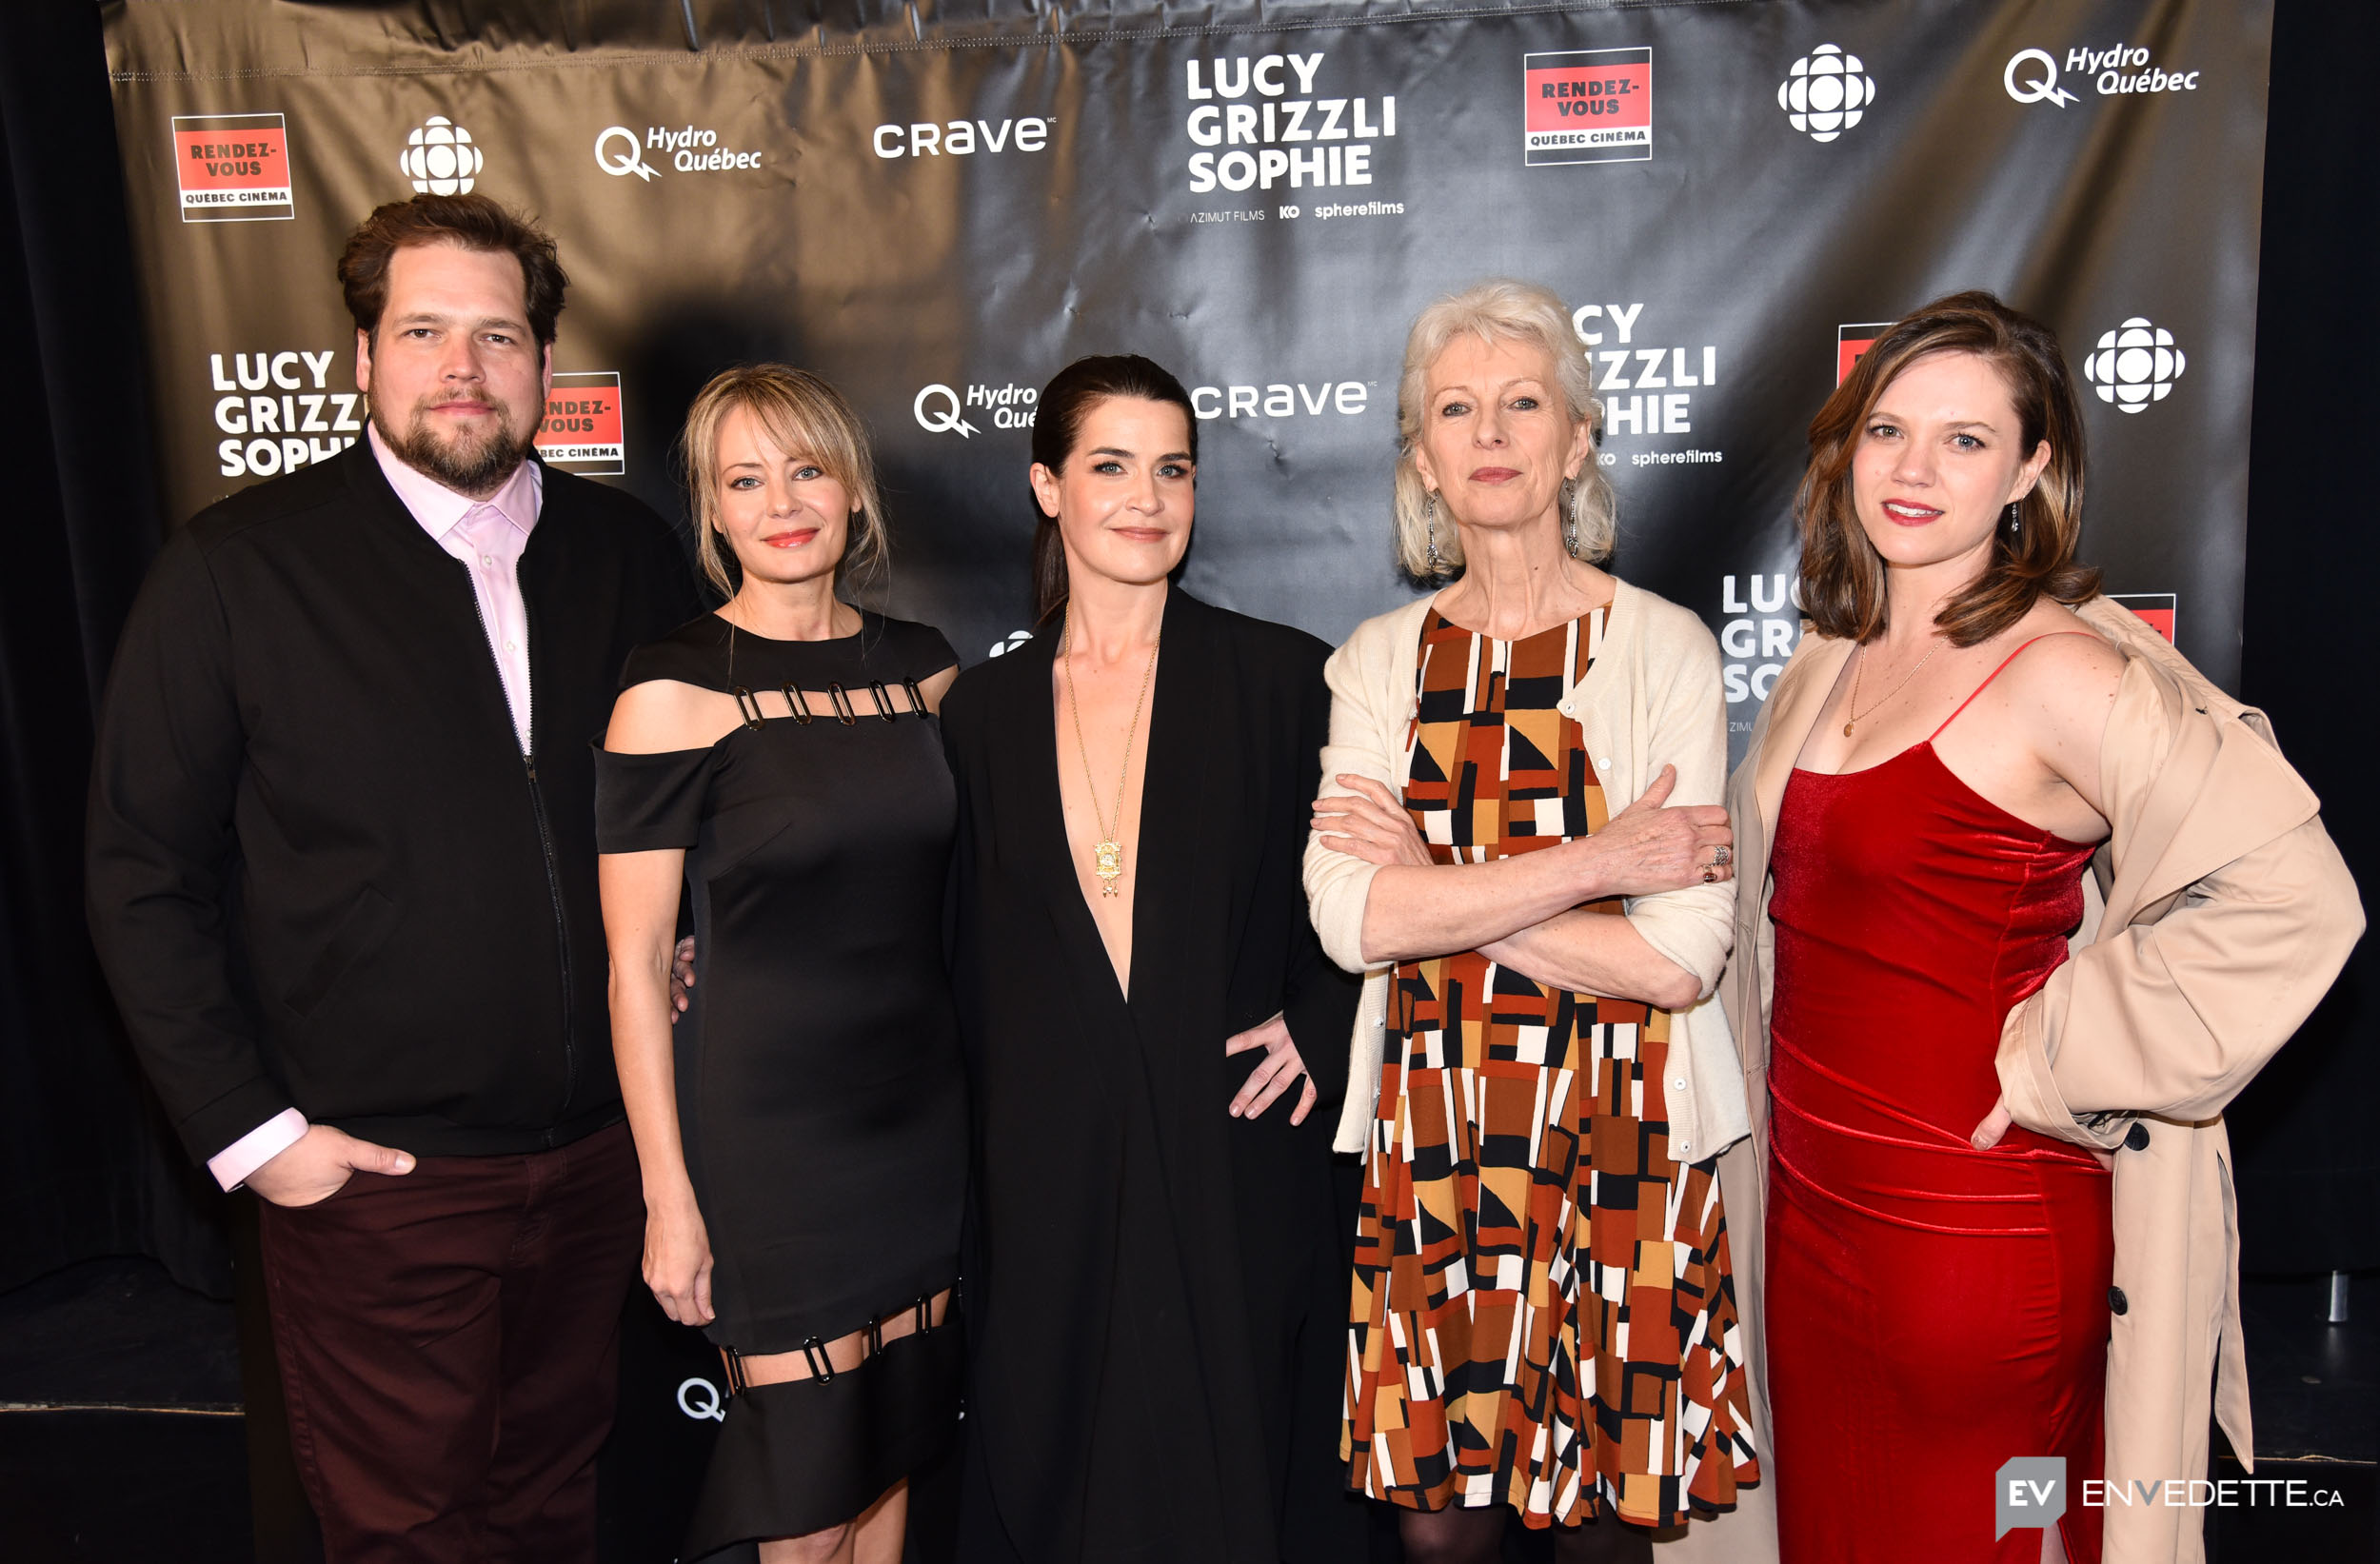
373;390;540;497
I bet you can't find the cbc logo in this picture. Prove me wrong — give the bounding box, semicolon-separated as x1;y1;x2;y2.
400;116;483;195
1779;45;1874;143
2082;318;2187;413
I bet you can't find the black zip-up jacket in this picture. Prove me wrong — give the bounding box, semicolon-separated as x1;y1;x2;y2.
87;440;700;1163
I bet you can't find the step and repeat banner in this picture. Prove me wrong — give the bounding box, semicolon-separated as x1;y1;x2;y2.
106;0;2270;766
105;0;2268;1543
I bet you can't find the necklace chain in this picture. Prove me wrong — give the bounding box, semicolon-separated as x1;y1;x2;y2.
1843;635;1942;738
1061;608;1161;897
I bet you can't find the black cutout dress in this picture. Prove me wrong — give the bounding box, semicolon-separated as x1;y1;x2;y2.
593;611;966;1555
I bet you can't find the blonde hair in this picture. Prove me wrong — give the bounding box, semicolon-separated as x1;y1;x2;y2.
679;365;886;597
1392;279;1614;579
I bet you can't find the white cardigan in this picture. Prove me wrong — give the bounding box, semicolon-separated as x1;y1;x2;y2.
1301;577;1751;1159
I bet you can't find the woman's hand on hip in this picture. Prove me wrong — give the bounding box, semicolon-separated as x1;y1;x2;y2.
1578;764;1734;896
644;1192;716;1326
1313;775;1434;868
1225;1012;1318;1125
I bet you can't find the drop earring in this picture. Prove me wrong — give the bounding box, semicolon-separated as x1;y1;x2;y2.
1561;478;1580;556
1424;491;1442;571
2002;501;2023;540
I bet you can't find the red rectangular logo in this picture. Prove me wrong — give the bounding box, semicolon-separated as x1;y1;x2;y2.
1837;322;1895;385
1524;49;1652;166
172;113;293;223
538;372;625;476
2108;592;2177;643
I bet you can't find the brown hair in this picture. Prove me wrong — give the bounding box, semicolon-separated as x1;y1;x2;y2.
1796;290;2099;645
1028;355;1199;624
337;193;568;346
679;365;887;598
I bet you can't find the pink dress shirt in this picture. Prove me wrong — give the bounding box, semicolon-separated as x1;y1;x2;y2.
207;430;545;1191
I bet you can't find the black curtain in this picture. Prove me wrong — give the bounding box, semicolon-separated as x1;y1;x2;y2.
0;0;2369;1296
2229;0;2380;1277
0;0;228;1295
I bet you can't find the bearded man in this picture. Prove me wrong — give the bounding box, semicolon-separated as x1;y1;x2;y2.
86;193;699;1561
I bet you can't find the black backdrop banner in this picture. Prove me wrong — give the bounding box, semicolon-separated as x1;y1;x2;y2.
105;0;2271;768
99;2;2274;1550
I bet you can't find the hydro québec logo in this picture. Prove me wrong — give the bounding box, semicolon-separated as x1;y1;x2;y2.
1182;51;1398;194
595;126;765;180
1778;44;1874;143
2005;44;2203;107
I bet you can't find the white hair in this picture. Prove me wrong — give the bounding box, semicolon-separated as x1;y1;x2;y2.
1391;278;1614;578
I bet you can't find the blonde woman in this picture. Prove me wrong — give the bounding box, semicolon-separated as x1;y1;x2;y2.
1307;281;1759;1563
596;366;964;1563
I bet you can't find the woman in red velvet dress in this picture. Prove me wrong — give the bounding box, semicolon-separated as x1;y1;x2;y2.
1752;296;2126;1564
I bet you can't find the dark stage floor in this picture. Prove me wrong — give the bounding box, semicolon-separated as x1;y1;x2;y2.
1;1257;2372;1561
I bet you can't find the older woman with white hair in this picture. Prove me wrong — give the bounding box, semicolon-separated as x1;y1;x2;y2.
1305;280;1760;1563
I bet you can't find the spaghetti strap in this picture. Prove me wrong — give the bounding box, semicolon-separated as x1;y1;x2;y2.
1928;632;2100;741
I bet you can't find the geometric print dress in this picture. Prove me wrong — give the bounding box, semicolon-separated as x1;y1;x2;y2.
1344;607;1761;1530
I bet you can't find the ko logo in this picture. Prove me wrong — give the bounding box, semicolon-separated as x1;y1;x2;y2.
914;385;980;438
400;116;483;195
677;1376;725;1421
594;127;662;181
1778;45;1874;143
2005;49;2080;107
2083;318;2187;412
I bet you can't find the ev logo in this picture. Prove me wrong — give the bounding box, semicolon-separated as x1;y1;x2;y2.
400;116;483;194
2005;49;2080;107
914;385;979;438
1779;45;1874;142
987;630;1035;659
2083;318;2187;412
1994;1456;2067;1537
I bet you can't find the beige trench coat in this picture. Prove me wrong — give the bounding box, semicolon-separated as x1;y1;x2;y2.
1710;596;2362;1564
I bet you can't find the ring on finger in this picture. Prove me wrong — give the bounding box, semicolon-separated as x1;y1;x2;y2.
1713;843;1733;867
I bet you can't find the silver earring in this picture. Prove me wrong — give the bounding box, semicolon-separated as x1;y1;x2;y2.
2002;501;2022;540
1561;479;1579;555
1424;492;1442;570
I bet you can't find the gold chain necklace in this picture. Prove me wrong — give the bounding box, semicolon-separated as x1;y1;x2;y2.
1843;635;1942;738
1061;609;1161;897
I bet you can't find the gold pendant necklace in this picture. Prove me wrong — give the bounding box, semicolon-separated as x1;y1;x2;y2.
1061;609;1160;897
1843;635;1942;737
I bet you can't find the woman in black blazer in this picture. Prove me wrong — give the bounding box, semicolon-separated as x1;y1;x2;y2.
942;355;1362;1562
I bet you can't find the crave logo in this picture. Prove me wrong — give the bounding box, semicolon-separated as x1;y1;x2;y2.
537;372;625;475
1837;322;1894;384
173;113;294;223
1181;52;1398;195
1524;49;1651;166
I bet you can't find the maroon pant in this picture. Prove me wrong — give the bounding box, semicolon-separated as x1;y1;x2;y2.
257;1120;644;1563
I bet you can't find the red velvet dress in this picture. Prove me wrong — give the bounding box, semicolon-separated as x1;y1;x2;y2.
1765;647;2112;1563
